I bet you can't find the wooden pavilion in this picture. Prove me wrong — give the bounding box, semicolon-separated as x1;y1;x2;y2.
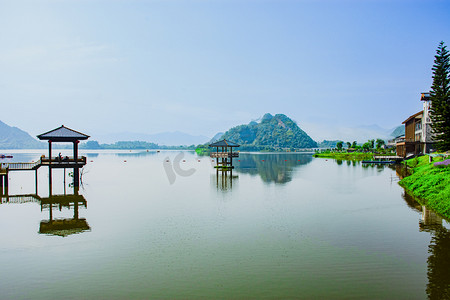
37;125;90;187
209;139;240;170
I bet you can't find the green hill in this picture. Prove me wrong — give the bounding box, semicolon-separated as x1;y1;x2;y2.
390;125;405;138
0;120;45;149
220;113;317;151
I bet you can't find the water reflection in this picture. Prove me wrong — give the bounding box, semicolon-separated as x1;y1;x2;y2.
0;187;90;237
427;225;450;299
401;191;422;213
234;153;312;184
212;169;238;191
39;189;90;237
401;192;450;299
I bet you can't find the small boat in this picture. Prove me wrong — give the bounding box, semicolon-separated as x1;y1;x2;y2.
0;155;13;159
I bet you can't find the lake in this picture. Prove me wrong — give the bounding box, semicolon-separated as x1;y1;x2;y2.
0;150;449;299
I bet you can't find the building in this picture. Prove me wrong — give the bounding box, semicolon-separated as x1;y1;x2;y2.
420;92;435;153
396;111;423;158
396;93;435;157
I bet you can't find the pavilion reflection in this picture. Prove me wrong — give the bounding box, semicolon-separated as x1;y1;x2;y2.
39;189;90;237
401;192;450;298
0;187;90;237
213;169;238;191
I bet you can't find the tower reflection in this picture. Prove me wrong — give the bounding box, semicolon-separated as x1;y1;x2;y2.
214;169;238;191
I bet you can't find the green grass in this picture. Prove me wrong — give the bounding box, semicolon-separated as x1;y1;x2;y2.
313;151;374;160
195;146;211;156
399;155;450;218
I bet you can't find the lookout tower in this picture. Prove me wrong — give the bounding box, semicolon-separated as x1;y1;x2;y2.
209;139;240;170
37;125;90;187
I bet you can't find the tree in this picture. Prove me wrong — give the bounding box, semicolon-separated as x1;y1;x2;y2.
362;142;371;151
429;41;450;151
376;139;385;149
369;139;375;149
336;141;343;150
351;141;357;148
346;142;351;149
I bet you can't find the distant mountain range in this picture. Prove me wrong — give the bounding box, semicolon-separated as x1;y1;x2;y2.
0;120;45;149
217;113;318;150
0;120;207;149
0;118;406;150
328;124;404;143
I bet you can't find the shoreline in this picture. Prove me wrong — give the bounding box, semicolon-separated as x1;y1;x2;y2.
399;155;450;219
313;151;375;160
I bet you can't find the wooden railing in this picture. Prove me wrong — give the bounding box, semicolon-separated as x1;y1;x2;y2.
5;161;41;170
210;152;239;158
41;156;87;164
1;195;40;204
1;156;87;171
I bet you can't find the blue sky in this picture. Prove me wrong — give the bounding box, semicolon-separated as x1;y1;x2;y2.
1;0;450;142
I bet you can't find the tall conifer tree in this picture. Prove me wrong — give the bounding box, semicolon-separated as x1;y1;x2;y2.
429;41;450;151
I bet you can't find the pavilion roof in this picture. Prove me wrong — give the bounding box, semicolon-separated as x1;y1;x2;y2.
39;218;90;237
209;139;240;147
37;125;90;142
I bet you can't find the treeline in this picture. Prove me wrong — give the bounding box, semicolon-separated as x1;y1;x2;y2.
333;139;387;152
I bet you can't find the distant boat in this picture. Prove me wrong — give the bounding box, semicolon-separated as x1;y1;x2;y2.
0;155;13;159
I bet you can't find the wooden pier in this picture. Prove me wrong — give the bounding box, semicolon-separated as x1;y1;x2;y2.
362;155;403;164
0;125;90;190
0;156;87;191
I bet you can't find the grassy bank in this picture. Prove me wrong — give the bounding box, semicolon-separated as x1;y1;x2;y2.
399;155;450;218
313;151;374;160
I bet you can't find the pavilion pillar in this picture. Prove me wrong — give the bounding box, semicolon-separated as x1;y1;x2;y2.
35;169;38;195
222;146;224;167
73;140;79;187
48;169;52;196
48;140;52;166
230;147;233;167
48;140;53;191
216;147;219;167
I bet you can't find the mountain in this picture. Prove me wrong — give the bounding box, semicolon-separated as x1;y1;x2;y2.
220;113;317;150
390;125;405;138
209;132;224;143
0;120;45;149
318;140;341;148
96;131;209;146
327;124;404;143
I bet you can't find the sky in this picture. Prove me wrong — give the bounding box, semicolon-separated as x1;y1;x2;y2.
1;0;450;142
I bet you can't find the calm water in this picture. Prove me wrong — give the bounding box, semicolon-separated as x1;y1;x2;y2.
1;150;449;299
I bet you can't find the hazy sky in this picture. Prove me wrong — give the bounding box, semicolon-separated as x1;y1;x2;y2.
1;0;450;141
